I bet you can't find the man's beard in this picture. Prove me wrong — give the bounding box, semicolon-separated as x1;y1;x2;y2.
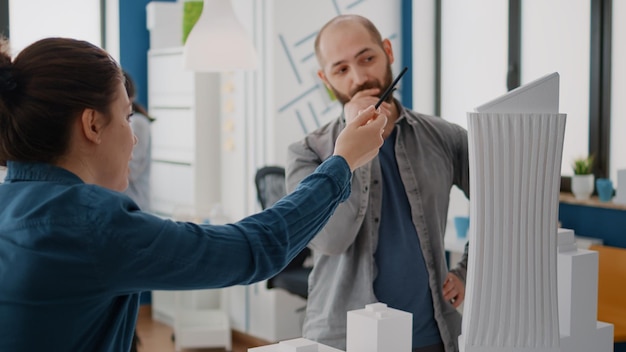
329;65;394;106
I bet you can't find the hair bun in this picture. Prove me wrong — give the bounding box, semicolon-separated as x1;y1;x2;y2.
0;66;17;93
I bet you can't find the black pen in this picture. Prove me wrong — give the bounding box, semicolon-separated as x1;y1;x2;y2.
375;66;408;109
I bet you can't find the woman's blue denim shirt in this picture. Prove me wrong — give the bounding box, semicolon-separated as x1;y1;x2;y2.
0;157;350;351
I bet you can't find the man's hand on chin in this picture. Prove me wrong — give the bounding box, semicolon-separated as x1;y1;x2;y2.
344;88;392;123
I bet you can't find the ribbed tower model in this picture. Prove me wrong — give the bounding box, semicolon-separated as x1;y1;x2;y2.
459;112;567;352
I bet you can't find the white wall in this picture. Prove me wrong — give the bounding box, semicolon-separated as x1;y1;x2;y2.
439;0;508;220
4;0;101;185
412;0;436;115
8;0;101;55
440;0;595;178
440;0;509;130
521;0;590;176
105;0;120;61
218;0;265;225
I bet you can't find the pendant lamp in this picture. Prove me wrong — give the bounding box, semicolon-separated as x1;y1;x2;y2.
183;0;258;71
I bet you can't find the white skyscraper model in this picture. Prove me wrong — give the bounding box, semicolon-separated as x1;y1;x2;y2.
459;111;567;352
460;71;613;351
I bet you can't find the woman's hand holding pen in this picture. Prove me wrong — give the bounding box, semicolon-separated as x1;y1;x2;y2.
334;105;387;172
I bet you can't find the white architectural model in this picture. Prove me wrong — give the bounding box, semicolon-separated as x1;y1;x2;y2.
557;229;613;351
459;111;613;352
459;112;567;352
346;303;412;352
248;337;343;352
249;303;412;352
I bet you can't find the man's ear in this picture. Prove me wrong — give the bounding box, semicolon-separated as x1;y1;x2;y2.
317;70;332;91
382;38;395;65
80;108;103;144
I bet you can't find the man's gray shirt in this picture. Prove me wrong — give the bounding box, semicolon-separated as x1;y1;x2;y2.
286;102;470;351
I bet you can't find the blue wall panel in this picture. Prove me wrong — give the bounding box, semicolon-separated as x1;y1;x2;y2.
559;203;626;248
119;0;176;109
401;0;412;109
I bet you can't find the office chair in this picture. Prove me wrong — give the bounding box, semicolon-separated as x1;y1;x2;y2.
254;166;311;299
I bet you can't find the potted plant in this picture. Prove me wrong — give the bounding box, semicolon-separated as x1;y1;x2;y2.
571;155;595;200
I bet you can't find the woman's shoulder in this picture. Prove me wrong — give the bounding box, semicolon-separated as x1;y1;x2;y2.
69;183;139;217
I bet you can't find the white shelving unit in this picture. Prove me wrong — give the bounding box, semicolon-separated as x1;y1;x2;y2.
147;46;221;218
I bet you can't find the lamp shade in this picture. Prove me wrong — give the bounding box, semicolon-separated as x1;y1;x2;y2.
183;0;258;71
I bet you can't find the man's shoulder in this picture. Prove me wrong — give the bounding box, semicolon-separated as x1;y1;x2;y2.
402;106;443;123
402;106;465;134
286;117;344;163
289;117;343;147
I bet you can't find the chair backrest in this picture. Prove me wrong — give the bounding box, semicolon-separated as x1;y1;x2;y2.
254;166;310;271
255;166;286;210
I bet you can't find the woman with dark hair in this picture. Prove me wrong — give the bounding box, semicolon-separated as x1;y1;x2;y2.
0;37;386;351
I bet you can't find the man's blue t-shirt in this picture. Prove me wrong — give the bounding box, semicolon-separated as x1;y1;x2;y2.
373;128;442;348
